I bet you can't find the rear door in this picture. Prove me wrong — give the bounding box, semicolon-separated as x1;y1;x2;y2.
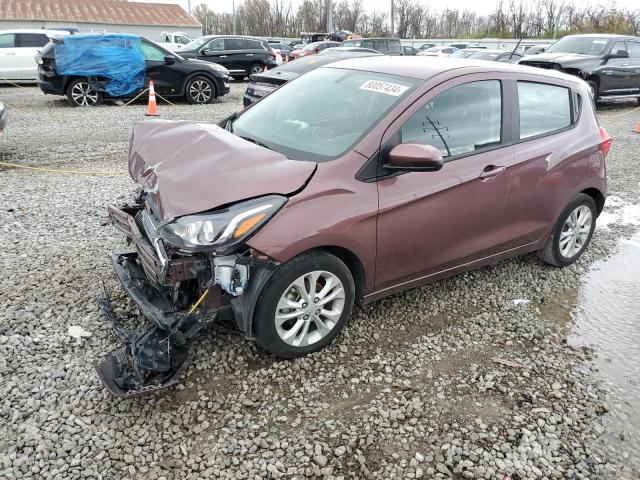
0;33;19;79
505;78;580;246
224;38;250;73
15;33;50;80
375;76;514;292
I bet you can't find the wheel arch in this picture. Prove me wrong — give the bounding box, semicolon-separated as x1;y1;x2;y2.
581;187;605;216
181;71;218;97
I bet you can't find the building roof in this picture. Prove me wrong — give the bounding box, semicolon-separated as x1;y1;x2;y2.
0;0;201;28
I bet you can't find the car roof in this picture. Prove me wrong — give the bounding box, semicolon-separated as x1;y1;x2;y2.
0;28;70;35
346;37;401;41
324;55;580;83
564;33;633;39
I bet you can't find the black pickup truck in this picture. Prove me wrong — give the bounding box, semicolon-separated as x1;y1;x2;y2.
519;34;640;102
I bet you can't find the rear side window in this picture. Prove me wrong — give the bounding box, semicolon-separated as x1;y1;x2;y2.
388;40;402;54
225;38;247;50
401;80;502;159
374;40;387;52
246;39;264;50
16;33;49;48
518;82;571;139
0;33;15;48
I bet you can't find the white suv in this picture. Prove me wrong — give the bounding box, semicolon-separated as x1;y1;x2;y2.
0;29;70;82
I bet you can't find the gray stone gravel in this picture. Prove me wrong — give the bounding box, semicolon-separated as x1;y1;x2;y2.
1;84;639;479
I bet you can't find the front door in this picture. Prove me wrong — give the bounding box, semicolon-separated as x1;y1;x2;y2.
375;78;514;293
600;40;635;94
140;42;181;96
15;33;49;80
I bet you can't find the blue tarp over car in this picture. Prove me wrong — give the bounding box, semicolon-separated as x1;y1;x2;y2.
53;34;146;97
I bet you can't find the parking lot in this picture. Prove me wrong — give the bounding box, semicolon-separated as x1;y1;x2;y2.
1;83;640;479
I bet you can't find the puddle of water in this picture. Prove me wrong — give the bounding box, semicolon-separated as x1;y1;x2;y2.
542;231;640;474
597;195;640;229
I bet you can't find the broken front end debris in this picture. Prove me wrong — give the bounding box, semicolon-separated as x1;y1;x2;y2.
96;199;277;397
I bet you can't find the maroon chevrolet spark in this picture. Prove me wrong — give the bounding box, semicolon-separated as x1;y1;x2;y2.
99;56;611;396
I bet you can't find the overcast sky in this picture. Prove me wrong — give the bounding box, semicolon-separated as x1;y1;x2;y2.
139;0;638;17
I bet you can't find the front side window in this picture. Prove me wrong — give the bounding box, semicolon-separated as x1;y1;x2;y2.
233;68;419;161
388;40;402;54
0;33;15;48
175;35;190;45
401;80;502;158
207;38;224;51
140;42;166;62
628;42;640;58
185;36;210;51
610;41;626;55
518;82;571;139
17;33;49;48
362;40;374;49
374;40;387;51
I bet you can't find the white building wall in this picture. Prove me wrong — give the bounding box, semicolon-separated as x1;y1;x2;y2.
0;20;202;42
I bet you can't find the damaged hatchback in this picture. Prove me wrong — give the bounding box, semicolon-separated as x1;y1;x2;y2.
99;57;611;396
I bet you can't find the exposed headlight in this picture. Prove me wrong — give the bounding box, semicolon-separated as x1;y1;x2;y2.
209;63;229;75
159;195;286;253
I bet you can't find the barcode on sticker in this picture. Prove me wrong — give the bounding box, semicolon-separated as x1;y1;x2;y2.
359;80;409;96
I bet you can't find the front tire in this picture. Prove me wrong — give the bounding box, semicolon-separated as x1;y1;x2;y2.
185;75;215;104
254;252;355;358
66;78;101;107
537;193;597;267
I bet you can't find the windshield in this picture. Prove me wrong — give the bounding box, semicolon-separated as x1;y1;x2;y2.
233;68;419;161
302;42;322;51
469;51;501;60
545;36;609;55
184;36;210;51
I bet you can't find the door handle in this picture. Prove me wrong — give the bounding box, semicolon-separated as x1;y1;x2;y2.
5;52;16;55
479;165;506;181
219;55;227;58
247;53;254;56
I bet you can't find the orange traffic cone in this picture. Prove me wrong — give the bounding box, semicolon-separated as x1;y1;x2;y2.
634;120;640;133
145;81;159;117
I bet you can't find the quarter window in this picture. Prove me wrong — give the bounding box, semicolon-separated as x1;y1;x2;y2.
0;33;15;48
401;80;502;158
518;82;571;139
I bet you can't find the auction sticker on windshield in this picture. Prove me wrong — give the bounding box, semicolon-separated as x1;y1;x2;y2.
359;79;409;96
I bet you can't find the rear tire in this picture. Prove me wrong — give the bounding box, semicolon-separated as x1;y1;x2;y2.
253;252;355;359
66;78;102;107
537;193;597;267
185;75;215;104
249;63;264;75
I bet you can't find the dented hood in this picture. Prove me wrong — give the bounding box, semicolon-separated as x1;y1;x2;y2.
128;120;316;220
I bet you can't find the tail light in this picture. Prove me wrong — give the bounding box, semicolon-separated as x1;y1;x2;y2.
599;127;612;158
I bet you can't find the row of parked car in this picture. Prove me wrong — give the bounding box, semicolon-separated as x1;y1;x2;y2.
1;29;639;107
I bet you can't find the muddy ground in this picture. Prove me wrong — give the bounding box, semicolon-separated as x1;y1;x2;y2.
0;83;639;479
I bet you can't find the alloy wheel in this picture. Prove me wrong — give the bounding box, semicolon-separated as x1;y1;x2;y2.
71;81;98;106
559;205;593;258
250;64;264;75
189;80;212;103
275;271;345;347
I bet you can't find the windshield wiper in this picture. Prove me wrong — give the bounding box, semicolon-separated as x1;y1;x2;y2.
239;135;273;151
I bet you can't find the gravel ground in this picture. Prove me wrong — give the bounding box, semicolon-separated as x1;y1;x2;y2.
1;83;640;480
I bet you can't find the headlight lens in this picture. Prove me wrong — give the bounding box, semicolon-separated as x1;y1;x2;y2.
159;195;286;252
209;63;229;75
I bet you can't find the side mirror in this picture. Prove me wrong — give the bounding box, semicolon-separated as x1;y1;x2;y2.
385;142;444;172
607;49;629;59
164;56;176;64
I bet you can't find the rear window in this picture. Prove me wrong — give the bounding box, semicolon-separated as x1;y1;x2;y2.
518;82;572;139
17;33;49;48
